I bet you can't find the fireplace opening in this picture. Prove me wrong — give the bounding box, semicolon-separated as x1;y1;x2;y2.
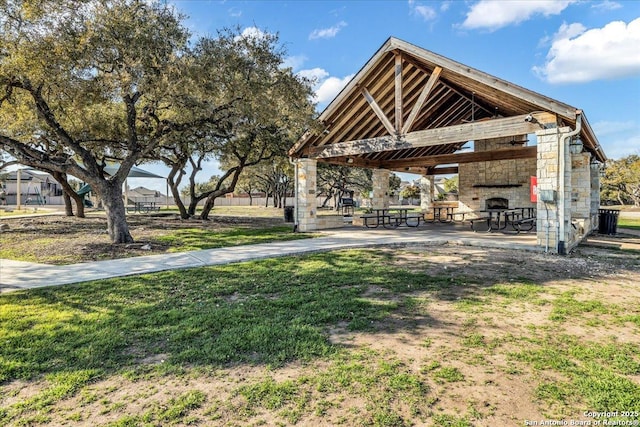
486;197;509;210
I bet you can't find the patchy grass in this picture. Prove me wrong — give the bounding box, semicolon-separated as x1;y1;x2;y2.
0;214;310;264
1;246;639;425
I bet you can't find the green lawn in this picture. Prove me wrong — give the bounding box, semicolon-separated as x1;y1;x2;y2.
155;225;312;252
1;248;639;426
618;218;640;231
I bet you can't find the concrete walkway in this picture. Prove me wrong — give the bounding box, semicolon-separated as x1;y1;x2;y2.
0;224;541;293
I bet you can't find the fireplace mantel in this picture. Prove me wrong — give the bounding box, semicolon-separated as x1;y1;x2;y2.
472;184;523;188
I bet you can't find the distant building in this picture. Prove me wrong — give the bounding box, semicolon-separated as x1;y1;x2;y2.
127;186;172;205
1;169;65;205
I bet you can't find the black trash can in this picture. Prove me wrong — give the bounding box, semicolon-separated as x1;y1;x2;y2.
598;209;619;235
284;206;294;223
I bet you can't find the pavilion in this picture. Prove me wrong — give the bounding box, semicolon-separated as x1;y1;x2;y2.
289;37;606;255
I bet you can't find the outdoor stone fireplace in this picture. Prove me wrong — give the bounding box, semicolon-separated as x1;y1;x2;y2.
485;197;509;210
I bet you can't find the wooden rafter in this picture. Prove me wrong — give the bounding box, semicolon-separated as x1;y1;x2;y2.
402;66;442;134
361;88;396;136
394;52;403;133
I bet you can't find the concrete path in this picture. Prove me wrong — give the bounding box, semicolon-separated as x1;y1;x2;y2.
0;225;540;293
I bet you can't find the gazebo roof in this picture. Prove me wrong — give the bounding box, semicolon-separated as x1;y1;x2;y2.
290;37;605;174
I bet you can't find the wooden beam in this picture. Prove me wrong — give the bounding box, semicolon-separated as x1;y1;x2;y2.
394;53;403;133
402;66;442;134
381;146;537;169
309;112;554;159
362;88;396;136
426;166;459;175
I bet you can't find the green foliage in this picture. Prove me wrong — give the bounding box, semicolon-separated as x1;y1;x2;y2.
388;173;402;193
317;164;372;208
399;184;420;200
443;175;459;193
601;155;640;206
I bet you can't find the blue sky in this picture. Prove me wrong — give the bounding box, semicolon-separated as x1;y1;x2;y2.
130;0;640;191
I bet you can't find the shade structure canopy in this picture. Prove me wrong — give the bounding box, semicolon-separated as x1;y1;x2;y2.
289;37;606;174
76;164;165;195
103;164;164;179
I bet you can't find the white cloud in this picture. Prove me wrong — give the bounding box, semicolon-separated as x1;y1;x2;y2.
592;1;622;11
533;18;640;84
240;26;268;40
315;74;355;104
282;55;307;71
309;21;347;40
297;68;354;105
408;0;437;21
228;7;242;18
297;68;329;83
414;5;437;21
461;0;576;31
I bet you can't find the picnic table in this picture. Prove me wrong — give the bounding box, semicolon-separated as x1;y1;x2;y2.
360;208;423;228
127;201;160;213
425;206;455;223
469;207;536;233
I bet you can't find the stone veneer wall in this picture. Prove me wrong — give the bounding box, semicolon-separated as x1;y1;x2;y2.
316;215;345;229
458;136;536;215
590;163;601;231
569;151;593;248
419;175;435;211
536;128;561;251
372;169;390;209
296;159;317;232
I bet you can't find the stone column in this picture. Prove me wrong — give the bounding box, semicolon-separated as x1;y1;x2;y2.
536;128;561;252
419;175;434;211
536;127;575;254
296;159;317;232
570;151;591;246
590;161;601;232
371;168;390;208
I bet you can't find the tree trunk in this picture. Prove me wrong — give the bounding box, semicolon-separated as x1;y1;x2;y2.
167;165;190;219
201;195;217;219
73;194;86;218
99;182;134;243
62;191;74;216
52;171;85;218
169;180;189;219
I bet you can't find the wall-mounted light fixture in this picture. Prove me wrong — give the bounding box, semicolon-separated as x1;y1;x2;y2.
569;136;583;154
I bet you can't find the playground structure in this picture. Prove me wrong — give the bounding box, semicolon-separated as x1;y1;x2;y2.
1;169;64;208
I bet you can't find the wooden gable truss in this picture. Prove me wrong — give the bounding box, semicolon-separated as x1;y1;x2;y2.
289;37;606;175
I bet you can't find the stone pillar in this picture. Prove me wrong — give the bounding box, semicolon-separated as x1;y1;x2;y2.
371;168;390;208
571;152;591;219
590;160;601;232
536;128;561;252
419;175;434;211
570;151;591;247
296;159;317;232
536;127;576;254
